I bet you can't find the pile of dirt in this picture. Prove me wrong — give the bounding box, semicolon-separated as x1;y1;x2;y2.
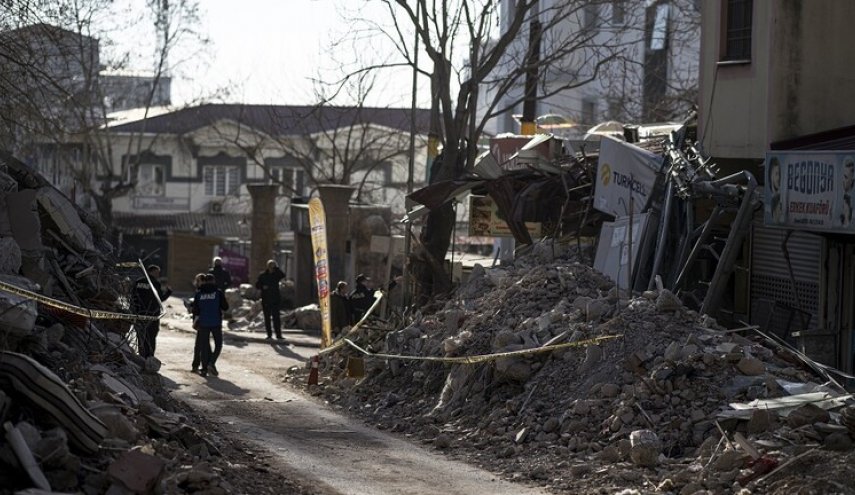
288;241;855;494
0;155;314;494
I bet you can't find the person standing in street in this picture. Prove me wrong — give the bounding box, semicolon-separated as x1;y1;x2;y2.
131;265;172;358
193;273;229;377
330;281;351;337
255;259;285;339
188;272;207;373
209;256;232;291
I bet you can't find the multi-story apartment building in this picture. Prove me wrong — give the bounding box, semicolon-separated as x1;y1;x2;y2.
482;0;700;137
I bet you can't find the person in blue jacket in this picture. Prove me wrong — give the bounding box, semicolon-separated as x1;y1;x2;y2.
193;273;229;377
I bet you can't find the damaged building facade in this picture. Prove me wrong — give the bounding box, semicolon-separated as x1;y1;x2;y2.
700;0;855;374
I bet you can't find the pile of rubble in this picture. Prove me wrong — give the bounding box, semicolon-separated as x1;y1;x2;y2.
0;155;312;494
291;242;855;494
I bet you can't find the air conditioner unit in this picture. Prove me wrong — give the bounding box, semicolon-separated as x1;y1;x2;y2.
209;200;224;215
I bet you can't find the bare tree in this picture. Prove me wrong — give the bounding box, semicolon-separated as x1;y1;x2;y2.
342;0;636;300
0;0;210;225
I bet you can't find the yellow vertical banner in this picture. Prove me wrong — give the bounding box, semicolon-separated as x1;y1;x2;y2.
308;198;333;347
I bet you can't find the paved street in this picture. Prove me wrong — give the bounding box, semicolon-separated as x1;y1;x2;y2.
156;305;545;495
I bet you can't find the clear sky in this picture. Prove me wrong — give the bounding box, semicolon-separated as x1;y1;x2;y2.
168;0;427;108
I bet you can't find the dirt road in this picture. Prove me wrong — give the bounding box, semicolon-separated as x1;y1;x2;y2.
156;309;546;495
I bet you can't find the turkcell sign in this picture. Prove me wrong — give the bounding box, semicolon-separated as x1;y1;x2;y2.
765;151;855;233
594;136;664;216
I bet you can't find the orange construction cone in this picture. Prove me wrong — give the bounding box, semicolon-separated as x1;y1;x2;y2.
307;355;319;386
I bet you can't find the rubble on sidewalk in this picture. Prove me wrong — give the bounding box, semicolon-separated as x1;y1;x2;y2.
0;154;315;494
289;240;855;494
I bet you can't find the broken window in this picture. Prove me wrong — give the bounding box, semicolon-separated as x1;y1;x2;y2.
723;0;752;61
582;99;597;125
583;3;599;32
203;165;240;196
137;163;165;196
611;0;625;25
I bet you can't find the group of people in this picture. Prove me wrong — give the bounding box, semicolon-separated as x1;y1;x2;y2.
330;273;400;336
131;256;395;373
131;258;232;377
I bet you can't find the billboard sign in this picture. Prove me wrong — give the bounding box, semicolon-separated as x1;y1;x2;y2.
765;151;855;233
594;136;663;216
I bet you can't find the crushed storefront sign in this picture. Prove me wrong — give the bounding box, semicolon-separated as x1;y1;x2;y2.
468;195;541;238
594;136;663;216
765;151;855;233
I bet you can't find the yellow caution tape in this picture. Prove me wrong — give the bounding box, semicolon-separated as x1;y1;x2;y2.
340;334;622;365
0;280;161;322
318;291;384;356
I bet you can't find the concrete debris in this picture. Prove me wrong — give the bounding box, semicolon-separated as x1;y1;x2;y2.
293;240;855;494
107;449;165;494
0;159;288;494
36;188;95;254
0;275;38;336
0;236;22;274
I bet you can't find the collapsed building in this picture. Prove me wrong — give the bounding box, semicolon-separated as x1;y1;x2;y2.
0;152;311;494
294;114;855;493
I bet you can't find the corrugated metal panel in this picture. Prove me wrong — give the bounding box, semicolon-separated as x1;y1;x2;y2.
752;227;822;283
750;216;822;333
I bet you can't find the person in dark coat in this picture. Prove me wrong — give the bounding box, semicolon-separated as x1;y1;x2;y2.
255;259;286;339
131;265;172;358
193;273;229;377
348;274;375;323
208;257;232;292
330;281;351;337
189;272;207;373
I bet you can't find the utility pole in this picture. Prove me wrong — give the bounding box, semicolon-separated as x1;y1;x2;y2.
403;0;420;308
520;4;542;136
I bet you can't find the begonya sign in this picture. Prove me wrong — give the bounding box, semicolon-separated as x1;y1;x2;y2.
765;151;855;233
594;136;663;216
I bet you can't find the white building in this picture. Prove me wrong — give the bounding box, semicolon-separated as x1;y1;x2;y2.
483;0;700;136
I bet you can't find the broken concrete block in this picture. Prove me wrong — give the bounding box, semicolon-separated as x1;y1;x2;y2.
36;188;95;253
787;403;831;428
0;237;22;274
0;275;38;336
294;304;321;330
93;408;139;443
655;289;682;312
6;189;42;255
107;450;165;494
736;357;765;376
629;429;660;467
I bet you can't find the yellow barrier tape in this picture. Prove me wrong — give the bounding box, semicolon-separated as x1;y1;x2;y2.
318;291;384;356
340;334;622;365
0;280;161;322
